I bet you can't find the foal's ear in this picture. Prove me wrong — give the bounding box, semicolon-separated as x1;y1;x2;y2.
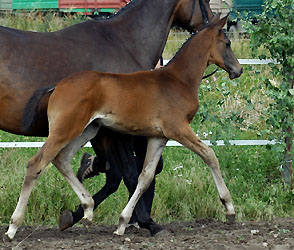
215;14;229;31
209;13;221;25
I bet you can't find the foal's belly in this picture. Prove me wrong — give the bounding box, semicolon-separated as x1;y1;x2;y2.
91;113;164;138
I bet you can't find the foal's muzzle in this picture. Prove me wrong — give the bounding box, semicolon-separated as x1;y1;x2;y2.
229;67;243;79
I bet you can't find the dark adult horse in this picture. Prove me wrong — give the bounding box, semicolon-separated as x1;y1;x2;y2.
0;0;213;236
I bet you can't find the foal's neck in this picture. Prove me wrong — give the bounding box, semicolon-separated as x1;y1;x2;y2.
166;31;212;89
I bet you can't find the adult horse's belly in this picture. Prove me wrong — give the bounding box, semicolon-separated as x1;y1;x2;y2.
0;34;93;135
0;24;145;136
0;83;49;136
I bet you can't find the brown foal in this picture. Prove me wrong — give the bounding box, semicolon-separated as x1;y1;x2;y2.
6;14;242;240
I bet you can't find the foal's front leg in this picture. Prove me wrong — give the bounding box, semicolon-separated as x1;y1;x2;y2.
171;124;235;221
114;137;167;236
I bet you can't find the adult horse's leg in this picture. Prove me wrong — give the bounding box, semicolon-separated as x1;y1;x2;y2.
114;138;167;236
169;124;235;221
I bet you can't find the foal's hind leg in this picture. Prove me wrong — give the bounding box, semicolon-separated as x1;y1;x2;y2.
59;129;126;231
117;135;163;235
114;137;167;236
170;124;235;221
53;124;100;228
5;137;67;240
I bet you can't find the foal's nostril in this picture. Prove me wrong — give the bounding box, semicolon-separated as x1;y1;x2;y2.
240;67;244;75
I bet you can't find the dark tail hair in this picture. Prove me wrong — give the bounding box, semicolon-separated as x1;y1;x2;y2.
21;85;56;132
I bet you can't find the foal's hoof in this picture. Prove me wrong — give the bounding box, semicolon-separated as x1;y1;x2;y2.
226;214;236;224
113;229;124;236
3;233;12;243
81;217;92;231
59;210;74;231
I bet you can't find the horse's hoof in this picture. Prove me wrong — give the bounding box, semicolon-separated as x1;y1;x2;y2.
113;229;124;236
153;229;172;237
59;210;74;231
150;223;165;236
81;217;92;231
226;214;236;224
3;233;12;242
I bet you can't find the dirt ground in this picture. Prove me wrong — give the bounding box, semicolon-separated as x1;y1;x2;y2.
1;219;294;250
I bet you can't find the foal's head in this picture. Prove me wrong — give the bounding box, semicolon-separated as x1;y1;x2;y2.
206;14;243;79
174;0;214;32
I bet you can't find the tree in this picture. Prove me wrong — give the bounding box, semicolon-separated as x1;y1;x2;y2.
247;0;294;185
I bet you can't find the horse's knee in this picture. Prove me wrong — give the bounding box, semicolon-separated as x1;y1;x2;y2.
203;147;219;168
26;154;44;181
27;150;43;168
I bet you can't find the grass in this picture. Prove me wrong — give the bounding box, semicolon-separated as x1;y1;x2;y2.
1;144;293;226
0;11;88;31
0;12;293;227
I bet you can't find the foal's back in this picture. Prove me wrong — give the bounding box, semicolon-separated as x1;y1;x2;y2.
48;68;196;137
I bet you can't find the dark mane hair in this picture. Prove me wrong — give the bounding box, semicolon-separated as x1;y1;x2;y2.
92;0;140;21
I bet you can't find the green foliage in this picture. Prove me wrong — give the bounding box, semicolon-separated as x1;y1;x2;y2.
245;0;294;184
0;11;88;32
248;0;294;66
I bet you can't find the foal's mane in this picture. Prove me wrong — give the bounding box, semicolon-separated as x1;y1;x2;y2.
166;21;212;66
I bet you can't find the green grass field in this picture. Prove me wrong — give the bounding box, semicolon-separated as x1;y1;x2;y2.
0;12;293;227
1;144;292;226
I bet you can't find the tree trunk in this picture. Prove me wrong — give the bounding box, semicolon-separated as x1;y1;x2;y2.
283;127;293;188
282;66;293;188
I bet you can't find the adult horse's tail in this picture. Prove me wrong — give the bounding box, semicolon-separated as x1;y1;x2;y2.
21;86;55;132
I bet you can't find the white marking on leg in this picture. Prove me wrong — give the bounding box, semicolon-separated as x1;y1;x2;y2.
5;141;59;240
5;222;18;240
114;138;167;236
173;125;235;217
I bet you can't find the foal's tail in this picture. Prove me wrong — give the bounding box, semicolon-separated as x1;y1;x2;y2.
21;85;56;132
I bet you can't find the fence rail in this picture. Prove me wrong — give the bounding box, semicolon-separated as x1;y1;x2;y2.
0;58;276;148
0;140;278;148
163;58;278;65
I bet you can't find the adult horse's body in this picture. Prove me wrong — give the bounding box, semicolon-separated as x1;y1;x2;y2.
0;0;214;235
0;0;212;135
5;14;243;241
